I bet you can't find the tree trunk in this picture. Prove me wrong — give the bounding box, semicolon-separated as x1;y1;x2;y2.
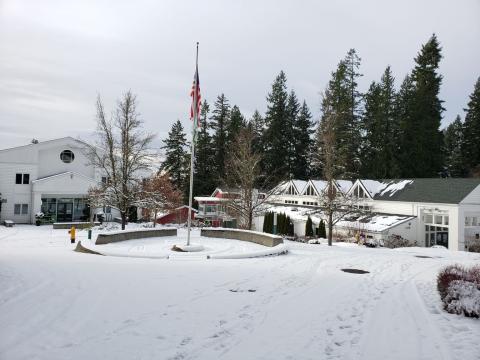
248;210;253;230
153;210;157;228
121;212;127;230
328;209;333;246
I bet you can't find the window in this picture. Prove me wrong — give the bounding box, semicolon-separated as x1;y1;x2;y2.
425;214;433;224
435;215;442;225
473;217;478;226
60;150;75;163
285;185;298;195
102;177;108;184
305;185;316;196
15;173;29;184
14;204;28;215
444;216;449;226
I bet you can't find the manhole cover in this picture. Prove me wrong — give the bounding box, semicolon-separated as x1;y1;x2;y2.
341;268;369;274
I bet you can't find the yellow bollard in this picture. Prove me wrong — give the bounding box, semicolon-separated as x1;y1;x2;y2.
69;226;76;244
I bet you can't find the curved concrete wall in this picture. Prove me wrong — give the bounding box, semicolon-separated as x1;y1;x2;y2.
95;228;177;245
200;228;283;247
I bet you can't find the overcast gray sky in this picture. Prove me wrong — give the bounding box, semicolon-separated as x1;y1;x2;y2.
1;0;479;150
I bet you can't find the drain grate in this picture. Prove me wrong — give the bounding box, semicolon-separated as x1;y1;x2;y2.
341;268;370;274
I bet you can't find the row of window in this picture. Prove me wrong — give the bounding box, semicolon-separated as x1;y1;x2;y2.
14;203;29;215
285;200;298;204
303;201;318;206
15;173;30;184
423;214;449;226
465;217;480;227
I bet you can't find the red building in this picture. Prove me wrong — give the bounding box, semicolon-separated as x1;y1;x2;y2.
156;206;197;225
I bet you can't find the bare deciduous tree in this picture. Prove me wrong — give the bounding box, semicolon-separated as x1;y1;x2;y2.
317;107;363;246
85;91;155;230
223;128;274;230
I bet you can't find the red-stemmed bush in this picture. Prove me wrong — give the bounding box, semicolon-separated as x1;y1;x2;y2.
437;265;480;318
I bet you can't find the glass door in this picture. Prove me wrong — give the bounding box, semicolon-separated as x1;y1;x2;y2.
57;199;73;222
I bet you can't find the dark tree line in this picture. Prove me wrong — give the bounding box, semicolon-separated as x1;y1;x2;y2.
160;34;480;200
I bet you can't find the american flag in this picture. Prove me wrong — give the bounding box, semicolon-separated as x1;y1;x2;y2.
190;65;201;126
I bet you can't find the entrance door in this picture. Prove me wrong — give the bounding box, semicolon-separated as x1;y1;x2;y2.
436;232;449;248
57;200;73;222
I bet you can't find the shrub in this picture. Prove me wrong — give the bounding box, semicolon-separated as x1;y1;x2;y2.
444;280;480;318
305;216;314;237
468;239;480;253
437;264;467;299
438;264;480;318
383;234;414;249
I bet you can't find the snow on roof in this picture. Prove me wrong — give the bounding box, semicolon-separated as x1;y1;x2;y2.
194;196;229;202
310;180;328;193
336;180;354;193
378;180;414;197
359;180;388;197
359;179;414;198
338;214;415;233
292;180;308;194
268;205;415;233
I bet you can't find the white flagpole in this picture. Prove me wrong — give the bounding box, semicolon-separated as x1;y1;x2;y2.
186;42;199;246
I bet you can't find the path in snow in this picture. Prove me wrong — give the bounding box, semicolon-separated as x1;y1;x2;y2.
0;226;479;360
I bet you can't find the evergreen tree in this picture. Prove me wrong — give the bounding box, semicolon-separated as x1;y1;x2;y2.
319;219;327;238
399;34;444;177
343;49;363;177
210;94;230;181
305;216;314;237
286;90;300;178
361;66;400;178
443;115;466;177
317;49;363;179
293;101;314;179
463;77;480;176
160;120;189;194
194;100;216;196
396;75;417;176
226;105;246;145
249;110;265;154
263;71;290;185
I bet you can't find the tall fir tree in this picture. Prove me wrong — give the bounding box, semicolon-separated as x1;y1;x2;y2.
463;77;480;176
343;48;363;177
263;71;290;185
443;115;466;177
361;66;400;178
396;74;417;176
160;120;189;195
249;110;265;154
210;94;230;182
286;90;300;178
293;101;314;179
317;49;363;179
225;105;246;149
399;34;444;177
194;100;216;196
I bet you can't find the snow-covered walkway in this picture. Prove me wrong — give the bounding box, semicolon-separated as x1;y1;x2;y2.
0;225;479;360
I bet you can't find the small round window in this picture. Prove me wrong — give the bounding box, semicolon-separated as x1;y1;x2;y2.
60;150;75;163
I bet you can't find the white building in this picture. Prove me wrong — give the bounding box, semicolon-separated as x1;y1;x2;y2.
0;137;120;224
266;178;480;251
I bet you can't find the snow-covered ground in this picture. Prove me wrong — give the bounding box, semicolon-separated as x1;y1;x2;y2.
1;224;479;360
